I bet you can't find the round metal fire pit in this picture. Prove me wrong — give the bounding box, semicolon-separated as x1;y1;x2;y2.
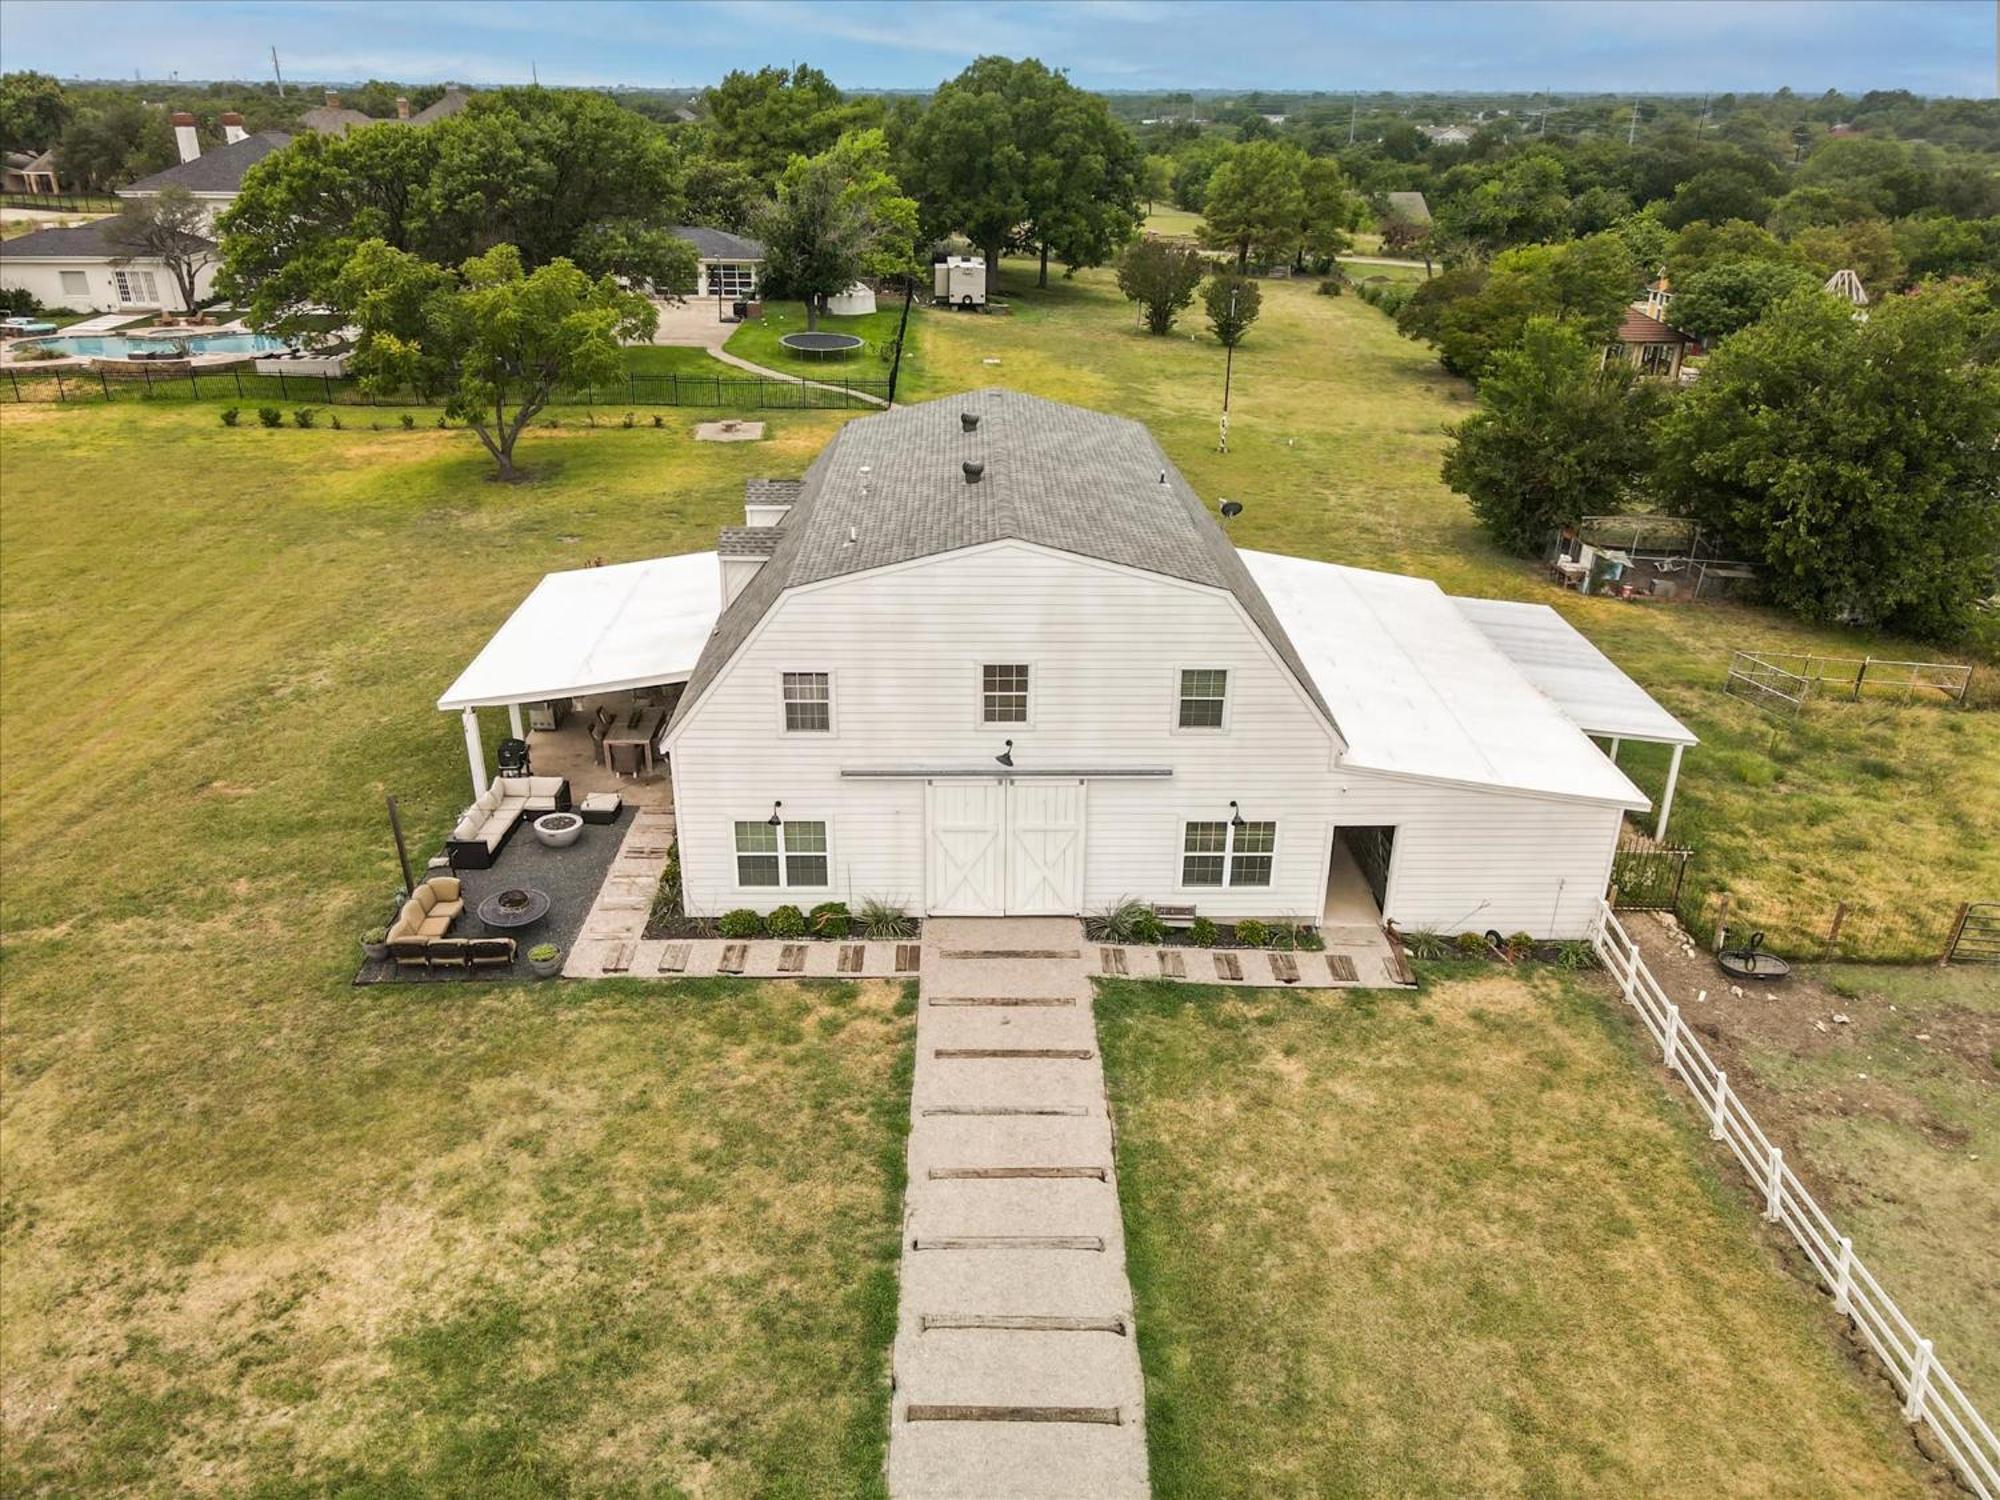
778;331;864;359
533;811;584;849
1717;932;1791;982
478;886;551;933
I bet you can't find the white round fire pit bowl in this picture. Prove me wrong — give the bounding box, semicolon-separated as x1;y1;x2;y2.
533;812;584;849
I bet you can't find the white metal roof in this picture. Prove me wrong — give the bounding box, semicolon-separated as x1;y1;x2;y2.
1242;551;1650;809
1451;596;1697;747
437;552;721;710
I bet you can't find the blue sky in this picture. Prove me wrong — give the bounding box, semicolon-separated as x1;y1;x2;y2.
1;0;1991;96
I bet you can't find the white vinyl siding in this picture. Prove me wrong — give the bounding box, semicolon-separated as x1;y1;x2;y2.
113;268;160;305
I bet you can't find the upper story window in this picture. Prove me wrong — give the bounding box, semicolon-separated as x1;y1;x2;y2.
782;671;830;732
1182;819;1276;887
1178;669;1228;729
982;664;1029;724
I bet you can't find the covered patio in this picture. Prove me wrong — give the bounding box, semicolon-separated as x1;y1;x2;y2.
1452;595;1699;840
437;552;722;807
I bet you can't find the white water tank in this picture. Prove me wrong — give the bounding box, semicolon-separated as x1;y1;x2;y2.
932;257;987;307
828;282;877;316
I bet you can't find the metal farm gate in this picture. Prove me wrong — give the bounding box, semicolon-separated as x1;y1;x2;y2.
1944;902;2000;965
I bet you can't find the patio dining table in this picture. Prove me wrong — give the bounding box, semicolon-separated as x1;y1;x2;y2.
602;707;666;776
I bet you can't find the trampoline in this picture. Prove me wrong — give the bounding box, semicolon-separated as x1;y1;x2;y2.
778;331;864;359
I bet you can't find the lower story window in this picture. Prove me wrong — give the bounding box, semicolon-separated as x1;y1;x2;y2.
59;270;88;296
735;818;828;888
113;269;159;305
1182;819;1276;887
711;262;756;298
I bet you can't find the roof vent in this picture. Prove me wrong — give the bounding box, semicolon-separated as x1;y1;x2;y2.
962;459;985;484
961;412;981;433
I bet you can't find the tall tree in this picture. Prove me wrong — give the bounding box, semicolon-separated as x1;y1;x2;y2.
902;56;1048;279
758;150;875;328
54;96;174;190
0;70;69;154
812;128;922;282
337;241;656;482
1023;84;1142;285
1442;318;1663;554
1204;271;1263;346
1670;258;1820;342
1115;236;1209;334
1296;156;1354;270
1141;155;1173;213
102;185;217;310
704;65;875;186
1654;286;2000;639
1200;140;1308;270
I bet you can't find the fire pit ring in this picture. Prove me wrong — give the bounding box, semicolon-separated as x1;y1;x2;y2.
477;885;552;933
1717;931;1792;982
533;811;584;849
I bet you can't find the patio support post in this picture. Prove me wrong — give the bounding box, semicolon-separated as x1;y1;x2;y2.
1607;737;1621;763
508;702;525;740
1657;742;1685;842
462;707;488;799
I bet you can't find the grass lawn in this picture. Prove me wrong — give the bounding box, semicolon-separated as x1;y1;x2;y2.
0;401;914;1495
724;298;905;384
623;341;736;377
1340;258;1431;285
904;257;2000;958
1097;969;1939;1497
1141;206;1204;241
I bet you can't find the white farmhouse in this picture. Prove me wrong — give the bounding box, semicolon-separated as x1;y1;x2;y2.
441;391;1693;938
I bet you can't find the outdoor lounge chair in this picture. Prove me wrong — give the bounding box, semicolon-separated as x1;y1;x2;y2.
468;937;516;968
389;937;433;972
427;938;470;969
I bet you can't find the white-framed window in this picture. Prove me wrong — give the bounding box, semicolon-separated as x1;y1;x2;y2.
712;262;756;298
113;269;159;305
781;671;830;733
1178;668;1228;729
1182;819;1276;888
59;270;88;295
734;818;829;888
981;663;1029;724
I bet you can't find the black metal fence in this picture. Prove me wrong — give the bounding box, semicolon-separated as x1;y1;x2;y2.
4;365;890;410
0;191;122;214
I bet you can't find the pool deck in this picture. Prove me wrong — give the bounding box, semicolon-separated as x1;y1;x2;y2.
0;318;283;370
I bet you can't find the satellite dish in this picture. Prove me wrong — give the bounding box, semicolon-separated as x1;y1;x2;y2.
1220;500;1244;520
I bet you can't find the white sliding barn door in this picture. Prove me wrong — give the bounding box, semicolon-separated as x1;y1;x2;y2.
1006;779;1085;915
926;779;1006;915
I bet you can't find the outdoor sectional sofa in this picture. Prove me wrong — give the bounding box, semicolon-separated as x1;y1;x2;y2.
446;775;571;869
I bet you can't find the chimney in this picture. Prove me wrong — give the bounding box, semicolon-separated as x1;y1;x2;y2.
220;111;247;144
171;111;200;163
396;96;411;121
324;90;341;110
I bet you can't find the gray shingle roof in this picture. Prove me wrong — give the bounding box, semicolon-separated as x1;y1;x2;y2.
670;390;1335;731
122;131;291;195
744;478;802;508
670;225;766;260
411;88;471;124
0;220;214;258
300;105;379;136
717;526;783;557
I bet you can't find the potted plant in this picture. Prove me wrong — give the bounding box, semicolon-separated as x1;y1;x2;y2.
527;942;563;979
361;927;390;961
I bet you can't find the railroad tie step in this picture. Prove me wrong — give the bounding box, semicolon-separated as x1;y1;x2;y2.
1099;947;1129;976
926;995;1076;1008
920;1313;1128;1335
927;1166;1107;1181
905;1404;1121;1426
911;1234;1104;1252
933;1047;1094;1060
656;942;690;973
776;943;807;974
1325;953;1359;984
919;1105;1088;1117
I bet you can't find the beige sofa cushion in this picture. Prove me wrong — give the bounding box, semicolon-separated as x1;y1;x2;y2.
418;914;452;938
453;814;482;842
429;876;461;902
530;776;565;798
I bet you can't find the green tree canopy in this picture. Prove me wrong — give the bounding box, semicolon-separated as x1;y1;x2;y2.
1204;271;1263;347
901;56;1047;276
1442;318;1663;554
1200;140;1308;270
0;70;69;155
337;241;656;481
1654;286;2000;639
1115;236;1210;335
1432;153;1571;256
1669;258;1821;342
704;65;878;186
759;136;911;328
1661;168;1774;230
1396;232;1636;380
103;185;218;310
1021;83;1143;285
55;96;173;191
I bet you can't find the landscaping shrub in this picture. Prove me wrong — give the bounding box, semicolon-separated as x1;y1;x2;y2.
327;412;342;430
858;897;914;940
1286;923;1326;951
399;413;416;430
717;908;763;939
1317;276;1345;296
1505;930;1538;961
1188;916;1219;947
650;414;664;428
257;407;283;428
1087;897;1157;944
1551;939;1599;971
292;408;317;429
766;904;807;939
621;411;636;428
1454;931;1492;957
1233;917;1270;948
527;942;559;962
651;846;683;922
809;901;851;938
1130;908;1165;946
219;407;241;427
1400;929;1453;960
0;286;42;317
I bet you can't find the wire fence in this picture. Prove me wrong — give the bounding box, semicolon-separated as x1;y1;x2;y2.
1726;649;1975;717
1591;902;1998;1499
3;364;890;411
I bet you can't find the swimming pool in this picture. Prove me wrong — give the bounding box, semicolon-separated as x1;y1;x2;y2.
26;332;292;358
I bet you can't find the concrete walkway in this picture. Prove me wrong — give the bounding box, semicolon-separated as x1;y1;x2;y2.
561;805;677;978
888;917;1149;1500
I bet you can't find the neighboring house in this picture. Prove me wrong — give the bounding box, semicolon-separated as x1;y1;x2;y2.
3;148;60;195
300;87;471;135
0;218;217;312
1;115;275;311
1643;272;1674;318
670;226;766;299
1823;267;1869;306
441;392;1692;937
1607;306;1696;379
1419;124;1474;145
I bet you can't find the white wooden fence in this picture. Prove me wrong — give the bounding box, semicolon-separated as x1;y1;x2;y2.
1591;902;1998;1497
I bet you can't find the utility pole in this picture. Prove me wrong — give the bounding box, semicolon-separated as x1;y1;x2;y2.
1696;93;1709;139
532;60;540;86
1348;98;1357;146
270;46;285;97
1218;285;1237;454
1628;101;1639;146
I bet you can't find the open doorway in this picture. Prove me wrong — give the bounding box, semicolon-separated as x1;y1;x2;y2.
1325;825;1396;929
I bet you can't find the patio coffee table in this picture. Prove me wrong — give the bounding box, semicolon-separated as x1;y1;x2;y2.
478;886;552;934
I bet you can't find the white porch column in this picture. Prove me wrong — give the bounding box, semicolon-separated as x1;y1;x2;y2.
1607;737;1621;763
462;707;488;798
1657;742;1685;842
508;702;525;740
